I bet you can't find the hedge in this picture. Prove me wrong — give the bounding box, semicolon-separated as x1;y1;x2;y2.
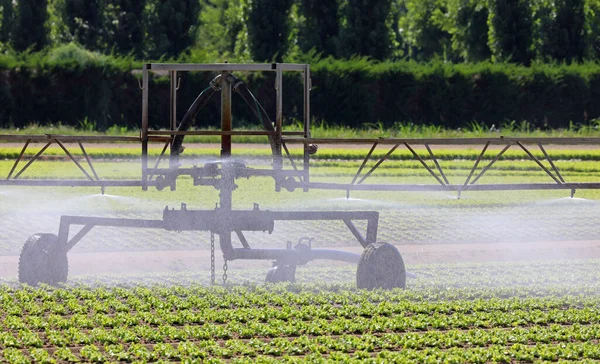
1;53;600;130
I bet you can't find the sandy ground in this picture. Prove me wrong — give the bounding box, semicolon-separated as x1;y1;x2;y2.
2;240;600;279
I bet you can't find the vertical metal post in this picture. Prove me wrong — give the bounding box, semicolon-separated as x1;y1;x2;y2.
169;70;178;131
303;65;311;191
219;70;234;261
57;217;70;248
366;213;379;245
221;71;232;158
274;64;283;180
218;162;235;261
141;64;149;190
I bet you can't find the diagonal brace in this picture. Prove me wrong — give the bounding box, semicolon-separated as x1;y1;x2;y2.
56;140;94;181
344;219;367;248
470;144;511;185
425;144;449;185
12;141;54;179
405;143;445;186
516;141;561;184
356;144;400;185
7;139;31;179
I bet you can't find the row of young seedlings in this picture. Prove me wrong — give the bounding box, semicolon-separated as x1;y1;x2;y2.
3;305;600;336
4;275;600;309
3;334;600;363
4;291;599;321
2;307;600;349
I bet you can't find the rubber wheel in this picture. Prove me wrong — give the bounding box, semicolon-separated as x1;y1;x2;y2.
18;234;68;286
356;242;406;290
265;265;296;283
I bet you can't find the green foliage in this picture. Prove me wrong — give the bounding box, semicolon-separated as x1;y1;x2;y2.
246;0;294;62
113;0;146;57
443;0;491;62
196;0;246;60
340;0;393;60
585;0;600;59
399;0;453;61
4;261;600;361
488;0;534;64
12;0;49;52
2;57;600;129
297;0;341;57
538;0;587;62
63;0;103;51
144;0;200;59
0;0;15;46
46;42;108;66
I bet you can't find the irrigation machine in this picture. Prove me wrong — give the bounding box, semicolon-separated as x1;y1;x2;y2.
2;63;600;288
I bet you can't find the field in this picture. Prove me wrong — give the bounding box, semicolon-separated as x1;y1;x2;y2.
1;141;600;362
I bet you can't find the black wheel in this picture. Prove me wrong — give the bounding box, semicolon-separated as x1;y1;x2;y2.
356;242;406;290
18;234;68;286
265;264;296;283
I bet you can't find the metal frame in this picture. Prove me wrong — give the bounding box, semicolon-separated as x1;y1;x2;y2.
2;62;600;284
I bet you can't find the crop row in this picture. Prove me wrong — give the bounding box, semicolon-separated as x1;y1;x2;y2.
3;268;600;311
3;305;600;343
2;292;600;324
3;338;600;363
2;320;600;350
3;145;600;160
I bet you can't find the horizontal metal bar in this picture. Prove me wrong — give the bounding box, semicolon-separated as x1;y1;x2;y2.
147;130;277;136
62;215;165;229
0;135;141;142
148;63;307;72
282;137;600;145
147;168;304;178
300;182;600;192
310;249;361;263
231;248;360;263
0;179;147;187
277;63;308;71
149;63;275;72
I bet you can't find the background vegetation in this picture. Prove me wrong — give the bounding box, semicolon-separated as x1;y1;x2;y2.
1;0;600;131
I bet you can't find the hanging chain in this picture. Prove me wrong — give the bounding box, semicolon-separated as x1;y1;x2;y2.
210;232;215;285
222;259;228;285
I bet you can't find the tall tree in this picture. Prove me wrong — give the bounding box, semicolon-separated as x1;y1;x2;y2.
0;0;15;45
298;0;340;57
340;0;392;60
247;0;294;62
488;0;534;64
445;0;491;62
12;0;49;51
196;0;245;57
539;0;586;61
114;0;146;57
146;0;200;59
63;0;103;51
400;0;453;61
585;0;600;59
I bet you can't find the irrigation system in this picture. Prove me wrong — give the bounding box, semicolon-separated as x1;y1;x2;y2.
2;63;600;288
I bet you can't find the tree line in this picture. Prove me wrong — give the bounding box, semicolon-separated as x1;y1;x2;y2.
1;0;599;64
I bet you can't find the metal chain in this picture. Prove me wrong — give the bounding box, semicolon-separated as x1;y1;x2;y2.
222;259;228;285
210;232;215;285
